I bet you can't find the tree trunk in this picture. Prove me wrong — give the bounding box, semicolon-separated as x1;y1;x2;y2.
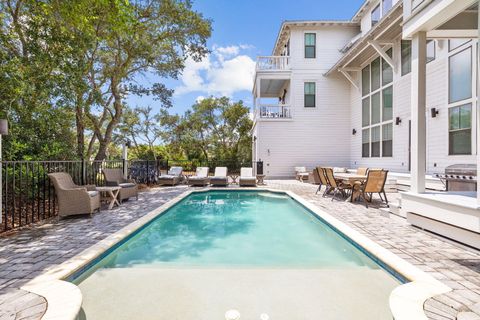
95;139;108;160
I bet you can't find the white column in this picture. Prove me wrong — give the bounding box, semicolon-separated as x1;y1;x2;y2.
410;32;427;193
122;143;128;179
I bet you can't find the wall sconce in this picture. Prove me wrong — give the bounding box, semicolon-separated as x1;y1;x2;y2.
352;129;357;135
431;108;439;118
395;117;402;125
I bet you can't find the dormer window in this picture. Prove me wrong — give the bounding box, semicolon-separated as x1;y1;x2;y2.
371;5;380;27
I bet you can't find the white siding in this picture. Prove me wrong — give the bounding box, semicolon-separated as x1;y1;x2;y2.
255;18;477;178
255;25;358;178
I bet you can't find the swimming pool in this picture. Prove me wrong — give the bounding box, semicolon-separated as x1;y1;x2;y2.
73;190;401;320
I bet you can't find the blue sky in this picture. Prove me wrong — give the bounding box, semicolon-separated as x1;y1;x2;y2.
128;0;364;116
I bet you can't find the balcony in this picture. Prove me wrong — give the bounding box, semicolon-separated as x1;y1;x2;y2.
256;56;290;71
256;104;292;120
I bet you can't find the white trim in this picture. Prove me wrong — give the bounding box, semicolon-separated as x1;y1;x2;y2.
339;68;360;90
369;40;396;70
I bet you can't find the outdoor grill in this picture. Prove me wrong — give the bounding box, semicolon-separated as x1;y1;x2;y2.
436;164;477;191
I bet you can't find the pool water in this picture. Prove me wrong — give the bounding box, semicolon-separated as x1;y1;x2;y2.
74;191;400;320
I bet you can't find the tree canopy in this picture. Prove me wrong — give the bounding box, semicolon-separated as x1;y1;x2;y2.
0;0;212;160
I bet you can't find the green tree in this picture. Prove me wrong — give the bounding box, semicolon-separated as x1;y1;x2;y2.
160;97;253;163
0;0;211;161
0;0;77;160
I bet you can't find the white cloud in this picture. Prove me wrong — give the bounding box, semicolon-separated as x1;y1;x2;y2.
195;95;205;103
175;44;256;97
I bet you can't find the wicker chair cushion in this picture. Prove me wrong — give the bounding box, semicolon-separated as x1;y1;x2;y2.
119;183;136;188
87;191;99;197
167;167;183;176
213;167;227;177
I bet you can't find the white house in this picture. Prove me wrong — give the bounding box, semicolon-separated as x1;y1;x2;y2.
252;0;480;248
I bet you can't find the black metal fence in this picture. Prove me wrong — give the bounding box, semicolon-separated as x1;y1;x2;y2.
0;159;262;232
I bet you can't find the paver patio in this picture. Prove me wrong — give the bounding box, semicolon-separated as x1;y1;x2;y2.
0;181;479;320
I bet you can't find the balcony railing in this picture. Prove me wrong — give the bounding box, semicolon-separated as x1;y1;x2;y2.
257;104;292;119
256;56;290;71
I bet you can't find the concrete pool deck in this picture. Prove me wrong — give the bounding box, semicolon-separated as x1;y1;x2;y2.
0;181;479;319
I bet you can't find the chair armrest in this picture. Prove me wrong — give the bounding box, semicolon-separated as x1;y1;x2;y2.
82;184;97;191
105;181;120;187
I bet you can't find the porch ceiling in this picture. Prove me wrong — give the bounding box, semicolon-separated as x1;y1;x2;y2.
259;79;289;98
325;2;403;75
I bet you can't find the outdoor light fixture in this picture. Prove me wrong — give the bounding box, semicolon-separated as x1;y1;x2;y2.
352;129;357;135
0;119;8;224
395;117;402;125
431;108;439;118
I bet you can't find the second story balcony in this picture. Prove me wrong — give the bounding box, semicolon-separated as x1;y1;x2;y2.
256;56;290;72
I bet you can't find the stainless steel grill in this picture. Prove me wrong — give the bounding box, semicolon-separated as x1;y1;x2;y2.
435;164;477;191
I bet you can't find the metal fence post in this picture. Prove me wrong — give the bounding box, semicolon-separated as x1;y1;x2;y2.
81;158;86;185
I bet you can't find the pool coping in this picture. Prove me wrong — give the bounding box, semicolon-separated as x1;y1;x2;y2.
21;187;451;320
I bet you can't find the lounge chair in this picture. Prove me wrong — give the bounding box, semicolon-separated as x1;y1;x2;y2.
295;166;309;182
210;167;228;186
358;169;389;207
48;172;100;217
323;167;351;201
239;167;256;187
158;166;183;186
188;167;210;186
102;168;138;201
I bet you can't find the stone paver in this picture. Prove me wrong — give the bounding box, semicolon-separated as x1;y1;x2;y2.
0;181;479;319
266;180;480;320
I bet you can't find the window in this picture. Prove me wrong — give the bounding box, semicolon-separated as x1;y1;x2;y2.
382;0;392;14
371;5;380;27
382;48;393;85
304;82;315;107
361;53;394;158
305;33;316;58
382;123;393;157
362;129;370;157
371;58;381;91
401;40;412;76
449;39;470;52
449;104;472;155
426;40;435;63
449;47;472;103
362;65;370;96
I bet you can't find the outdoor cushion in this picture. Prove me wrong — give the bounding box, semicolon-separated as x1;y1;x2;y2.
189;176;208;180
159;174;178;179
333;167;347;173
210;176;227;180
87;191;99;197
119;182;136;188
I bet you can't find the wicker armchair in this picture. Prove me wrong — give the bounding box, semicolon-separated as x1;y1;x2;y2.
48;172;100;217
102;168;138;201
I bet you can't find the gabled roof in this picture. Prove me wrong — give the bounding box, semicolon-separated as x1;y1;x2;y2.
325;1;403;76
351;0;372;23
272;20;359;55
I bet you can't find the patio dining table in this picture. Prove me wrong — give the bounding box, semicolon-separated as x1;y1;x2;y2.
334;173;367;202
